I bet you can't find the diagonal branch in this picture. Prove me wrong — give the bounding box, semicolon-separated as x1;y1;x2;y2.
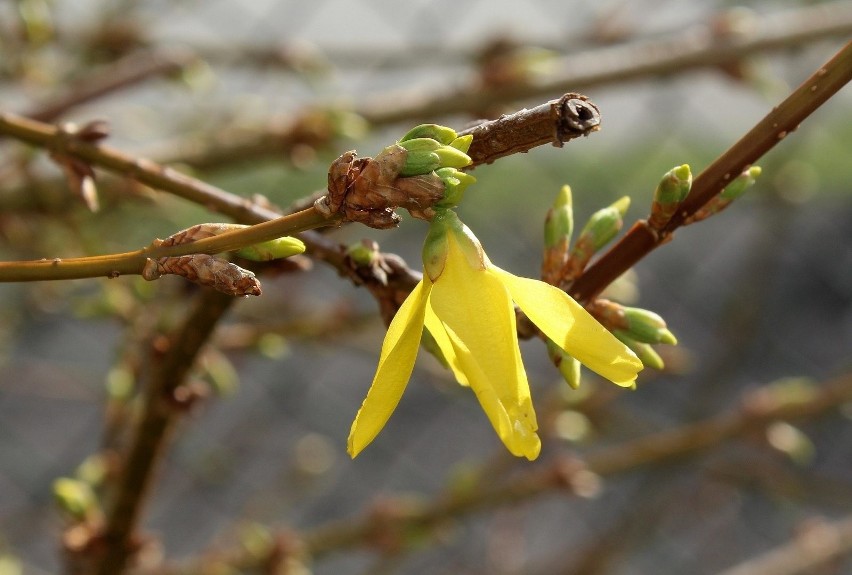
570;40;852;304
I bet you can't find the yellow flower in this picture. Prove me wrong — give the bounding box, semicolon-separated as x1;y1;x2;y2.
348;210;642;460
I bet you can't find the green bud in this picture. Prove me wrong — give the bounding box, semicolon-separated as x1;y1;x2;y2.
53;478;98;521
546;339;582;389
449;134;473;154
649;164;692;229
721;166;761;200
397;137;442;152
434;145;473;169
399;124;458;145
621;307;677;345
654;164;692;205
346;239;377;266
614;331;664;370
576;196;630;253
235;236;306;261
435;167;476;208
544;185;574;249
398;149;442;176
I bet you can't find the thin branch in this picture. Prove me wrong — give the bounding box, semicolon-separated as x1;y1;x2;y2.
570;39;852;303
25;48;197;123
356;2;852;124
152;2;852;170
0;94;597;287
716;513;852;575
73;289;238;575
142;373;852;573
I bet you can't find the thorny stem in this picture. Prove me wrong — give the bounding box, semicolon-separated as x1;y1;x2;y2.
141;372;852;573
570;40;852;304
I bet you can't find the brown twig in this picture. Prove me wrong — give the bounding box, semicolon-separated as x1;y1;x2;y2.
71;289;237;575
716;513;852;575
569;40;852;303
25;48;197;123
148;1;852;172
139;372;852;574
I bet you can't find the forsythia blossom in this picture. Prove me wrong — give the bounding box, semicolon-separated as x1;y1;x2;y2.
348;209;643;460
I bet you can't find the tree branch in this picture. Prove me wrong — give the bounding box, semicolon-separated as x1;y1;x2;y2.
141;372;852;573
570;40;852;303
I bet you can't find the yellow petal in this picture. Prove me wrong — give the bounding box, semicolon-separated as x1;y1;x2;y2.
495;268;643;387
348;279;430;457
424;306;469;386
429;236;540;459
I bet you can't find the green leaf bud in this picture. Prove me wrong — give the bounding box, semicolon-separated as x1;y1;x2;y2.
399;124;458;145
397;137;442;152
655;164;692;205
649;164;692;229
575;196;630;253
235;236;306;261
546;338;582;389
434;145;473;169
614;331;665;370
449;134;473;153
621;306;677;345
398;150;442;176
53;478;98;521
544;185;574;249
345;239;377;267
686;166;762;224
721;166;761;200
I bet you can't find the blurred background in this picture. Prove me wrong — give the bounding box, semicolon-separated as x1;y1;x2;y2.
1;1;851;573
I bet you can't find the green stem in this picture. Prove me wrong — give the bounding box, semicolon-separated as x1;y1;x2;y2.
0;207;335;282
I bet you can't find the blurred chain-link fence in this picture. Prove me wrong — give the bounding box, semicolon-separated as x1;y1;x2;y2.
1;1;852;574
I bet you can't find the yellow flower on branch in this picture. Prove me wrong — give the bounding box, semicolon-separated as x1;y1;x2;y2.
348;209;642;460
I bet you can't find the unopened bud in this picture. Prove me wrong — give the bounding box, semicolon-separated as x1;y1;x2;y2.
346;239;378;266
449;134;473;153
53;478;98;521
614;332;665;370
235;235;305;261
546;339;582;389
544;185;574;249
686;166;761;224
721;166;761;200
434;145;473;169
649;164;692;229
566;196;629;275
542;185;574;284
399;124;458;145
620;306;677;345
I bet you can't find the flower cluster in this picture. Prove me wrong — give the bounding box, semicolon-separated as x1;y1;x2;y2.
348;128;643;459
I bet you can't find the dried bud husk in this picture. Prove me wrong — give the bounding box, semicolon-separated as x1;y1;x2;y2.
142;255;262;296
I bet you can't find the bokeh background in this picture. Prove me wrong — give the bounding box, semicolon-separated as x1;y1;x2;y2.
1;1;851;573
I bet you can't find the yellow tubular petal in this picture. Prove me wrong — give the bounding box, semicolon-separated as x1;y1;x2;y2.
495;268;643;387
430;236;540;460
348;280;430;457
424;306;469;387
